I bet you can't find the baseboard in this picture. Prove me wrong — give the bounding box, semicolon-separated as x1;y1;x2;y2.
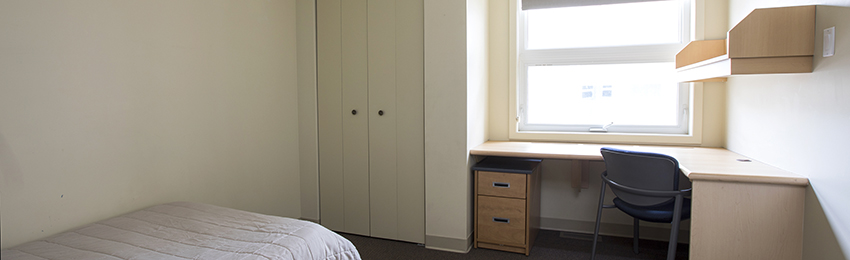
425;233;473;253
540;217;690;244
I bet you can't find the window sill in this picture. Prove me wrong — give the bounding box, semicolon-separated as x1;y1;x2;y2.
508;130;702;146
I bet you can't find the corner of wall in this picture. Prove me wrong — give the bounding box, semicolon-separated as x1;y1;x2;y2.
296;0;319;221
425;233;474;253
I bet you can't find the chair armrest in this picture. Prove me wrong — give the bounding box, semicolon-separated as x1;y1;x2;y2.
602;171;691;198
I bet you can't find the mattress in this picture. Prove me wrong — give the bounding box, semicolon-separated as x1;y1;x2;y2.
1;202;361;260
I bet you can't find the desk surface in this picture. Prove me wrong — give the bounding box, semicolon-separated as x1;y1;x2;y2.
470;141;808;186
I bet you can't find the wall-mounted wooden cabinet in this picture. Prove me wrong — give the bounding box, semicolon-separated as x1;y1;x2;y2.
676;5;816;82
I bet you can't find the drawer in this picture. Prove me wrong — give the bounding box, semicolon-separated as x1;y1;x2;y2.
477;195;526;246
477;171;527;198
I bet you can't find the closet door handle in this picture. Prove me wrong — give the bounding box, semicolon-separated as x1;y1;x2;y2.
351;109;357;115
378;110;384;116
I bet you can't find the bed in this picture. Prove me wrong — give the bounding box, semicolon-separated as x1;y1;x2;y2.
1;201;361;260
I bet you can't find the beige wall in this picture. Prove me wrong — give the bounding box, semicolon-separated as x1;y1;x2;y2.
724;1;850;259
488;0;511;141
468;0;491;151
467;0;491;249
424;0;473;252
0;0;301;249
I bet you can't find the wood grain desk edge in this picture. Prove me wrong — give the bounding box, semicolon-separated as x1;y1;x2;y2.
470;141;809;187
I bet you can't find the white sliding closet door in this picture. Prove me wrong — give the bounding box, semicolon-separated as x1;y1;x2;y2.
317;0;424;243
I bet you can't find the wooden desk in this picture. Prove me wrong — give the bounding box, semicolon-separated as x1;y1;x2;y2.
470;141;808;260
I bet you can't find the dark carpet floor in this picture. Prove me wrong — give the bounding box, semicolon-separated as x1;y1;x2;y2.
340;230;687;260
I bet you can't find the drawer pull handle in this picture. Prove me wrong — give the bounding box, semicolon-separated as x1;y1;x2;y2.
492;217;510;223
492;182;510;188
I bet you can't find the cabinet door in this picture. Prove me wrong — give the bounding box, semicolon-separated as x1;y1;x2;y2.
317;0;370;236
368;0;425;243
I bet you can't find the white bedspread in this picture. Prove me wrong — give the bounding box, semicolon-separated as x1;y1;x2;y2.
1;202;361;260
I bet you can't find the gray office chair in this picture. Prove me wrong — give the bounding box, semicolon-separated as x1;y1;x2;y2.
591;147;692;260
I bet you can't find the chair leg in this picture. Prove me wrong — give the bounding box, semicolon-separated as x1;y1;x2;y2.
591;181;607;260
633;218;640;254
666;194;685;260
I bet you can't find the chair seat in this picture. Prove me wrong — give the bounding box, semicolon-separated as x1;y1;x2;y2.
613;197;692;223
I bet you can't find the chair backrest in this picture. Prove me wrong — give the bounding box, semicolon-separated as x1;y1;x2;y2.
600;147;680;206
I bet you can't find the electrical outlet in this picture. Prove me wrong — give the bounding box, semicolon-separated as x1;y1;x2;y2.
824;26;835;57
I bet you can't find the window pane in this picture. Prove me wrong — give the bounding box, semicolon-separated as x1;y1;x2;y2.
526;1;680;49
524;63;680;127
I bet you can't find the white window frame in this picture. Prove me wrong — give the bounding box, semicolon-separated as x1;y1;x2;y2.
508;0;704;145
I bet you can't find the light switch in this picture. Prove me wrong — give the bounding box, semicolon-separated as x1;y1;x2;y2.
824;26;835;57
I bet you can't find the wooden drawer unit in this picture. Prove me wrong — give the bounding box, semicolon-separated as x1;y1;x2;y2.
472;157;541;255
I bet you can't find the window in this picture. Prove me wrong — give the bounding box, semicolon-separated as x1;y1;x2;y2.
517;0;691;136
